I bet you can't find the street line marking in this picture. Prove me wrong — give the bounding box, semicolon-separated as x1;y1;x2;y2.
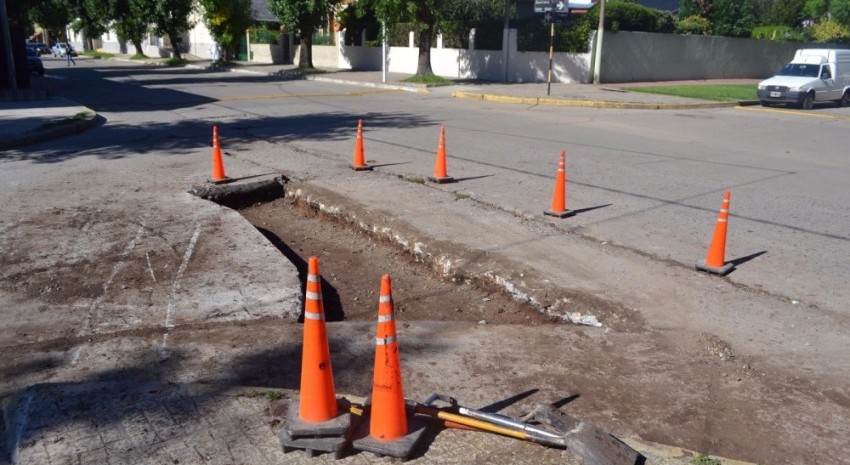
737;105;850;120
146;252;157;282
164;224;201;330
72;224;146;366
216;89;399;102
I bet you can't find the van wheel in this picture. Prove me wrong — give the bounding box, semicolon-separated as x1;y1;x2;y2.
760;100;771;107
801;92;815;110
840;91;850;108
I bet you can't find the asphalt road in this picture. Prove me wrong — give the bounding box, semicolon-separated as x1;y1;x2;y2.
38;57;850;317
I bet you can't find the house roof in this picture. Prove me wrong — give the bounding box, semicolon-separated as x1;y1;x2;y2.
251;0;277;22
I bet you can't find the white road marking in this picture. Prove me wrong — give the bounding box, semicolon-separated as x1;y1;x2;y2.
160;223;202;358
71;224;145;366
146;252;157;282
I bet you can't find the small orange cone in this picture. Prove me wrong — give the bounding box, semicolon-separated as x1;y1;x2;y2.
352;275;427;459
209;126;232;184
369;274;408;440
298;256;339;423
697;190;734;276
351;119;373;171
428;126;455;183
544;150;575;218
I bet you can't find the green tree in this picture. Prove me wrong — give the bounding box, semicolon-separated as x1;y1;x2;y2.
710;0;757;36
268;0;337;69
109;0;150;55
69;0;111;50
831;0;850;24
804;0;830;19
763;0;807;27
809;17;850;40
29;0;74;42
198;0;253;59
149;0;195;59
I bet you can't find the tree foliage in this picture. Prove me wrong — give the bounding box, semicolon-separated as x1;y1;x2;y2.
809;17;850;40
198;0;253;58
109;0;151;55
267;0;337;68
148;0;195;59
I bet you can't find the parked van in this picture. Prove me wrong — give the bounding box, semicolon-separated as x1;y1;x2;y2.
757;49;850;109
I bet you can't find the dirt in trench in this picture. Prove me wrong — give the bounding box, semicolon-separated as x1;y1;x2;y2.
240;198;555;325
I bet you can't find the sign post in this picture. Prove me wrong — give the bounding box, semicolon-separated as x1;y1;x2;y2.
536;0;569;95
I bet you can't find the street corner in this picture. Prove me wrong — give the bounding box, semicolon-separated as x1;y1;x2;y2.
0;99;99;151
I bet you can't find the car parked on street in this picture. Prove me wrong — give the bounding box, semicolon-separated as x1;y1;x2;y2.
51;43;77;57
26;47;45;75
28;42;50;55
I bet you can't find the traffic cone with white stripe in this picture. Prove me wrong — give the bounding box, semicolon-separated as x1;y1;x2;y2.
428;126;455;183
351;119;372;171
280;256;354;458
298;256;338;422
209;125;232;184
352;275;427;459
544;150;575;218
696;191;734;276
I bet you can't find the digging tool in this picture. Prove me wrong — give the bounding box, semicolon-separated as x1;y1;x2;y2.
415;394;643;465
416;394;565;447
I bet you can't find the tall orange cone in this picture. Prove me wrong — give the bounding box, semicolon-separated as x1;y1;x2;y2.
544;150;575;218
428;126;455;183
352;275;427;459
351;119;372;171
369;275;407;440
280;256;354;459
209;125;232;184
696;190;734;276
298;256;339;423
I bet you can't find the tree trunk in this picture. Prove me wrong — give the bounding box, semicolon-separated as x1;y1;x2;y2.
132;39;143;56
416;25;434;76
299;34;313;69
168;32;182;59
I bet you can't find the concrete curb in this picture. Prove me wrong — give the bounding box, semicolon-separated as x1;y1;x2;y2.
0;105;99;151
306;75;429;93
452;91;745;110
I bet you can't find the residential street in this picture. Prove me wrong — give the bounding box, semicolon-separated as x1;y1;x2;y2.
1;57;849;465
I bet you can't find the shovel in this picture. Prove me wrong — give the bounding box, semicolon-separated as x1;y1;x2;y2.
415;394;643;465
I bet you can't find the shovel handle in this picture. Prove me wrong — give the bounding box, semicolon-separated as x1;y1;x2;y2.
415;405;528;441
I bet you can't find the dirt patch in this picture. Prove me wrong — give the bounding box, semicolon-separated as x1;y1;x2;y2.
240;198;553;325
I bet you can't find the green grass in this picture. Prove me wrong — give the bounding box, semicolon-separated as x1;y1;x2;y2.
83;50;114;59
165;57;189;66
129;53;149;60
691;453;722;465
36;111;92;132
297;66;326;75
404;73;451;85
622;84;757;102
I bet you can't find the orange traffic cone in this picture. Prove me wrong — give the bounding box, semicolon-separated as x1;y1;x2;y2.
209;126;232;184
544;150;575;218
428;126;455;183
298;256;339;423
696;190;734;276
351;119;372;171
352;275;427;459
369;275;407;440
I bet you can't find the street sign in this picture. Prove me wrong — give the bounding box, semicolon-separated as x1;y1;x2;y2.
544;11;571;24
536;0;593;12
535;0;570;13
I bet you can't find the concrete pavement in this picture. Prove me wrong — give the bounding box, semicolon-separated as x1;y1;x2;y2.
0;59;767;465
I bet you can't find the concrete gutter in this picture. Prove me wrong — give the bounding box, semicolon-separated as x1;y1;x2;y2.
306;74;430;93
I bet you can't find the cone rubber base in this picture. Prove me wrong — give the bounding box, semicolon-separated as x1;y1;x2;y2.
427;176;455;184
280;428;349;459
283;398;354;438
696;262;735;276
280;398;359;459
544;209;575;218
351;411;428;461
350;164;373;171
207;176;233;185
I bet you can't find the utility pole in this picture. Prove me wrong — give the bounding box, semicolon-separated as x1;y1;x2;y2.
592;0;605;84
0;0;17;90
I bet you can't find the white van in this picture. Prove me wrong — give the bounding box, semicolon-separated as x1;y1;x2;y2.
757;49;850;109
